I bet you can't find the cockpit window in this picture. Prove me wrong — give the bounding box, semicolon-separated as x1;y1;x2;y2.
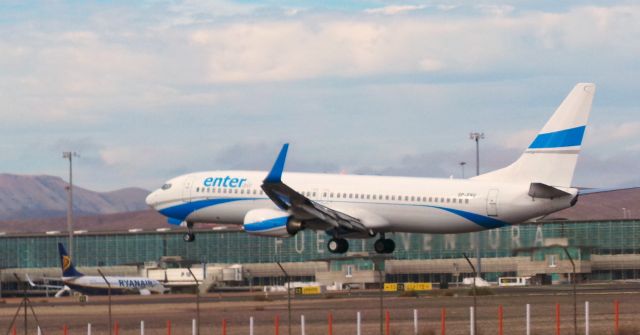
161;183;172;190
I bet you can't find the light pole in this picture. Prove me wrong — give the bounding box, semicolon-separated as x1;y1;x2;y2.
469;133;484;276
62;151;78;259
459;162;467;178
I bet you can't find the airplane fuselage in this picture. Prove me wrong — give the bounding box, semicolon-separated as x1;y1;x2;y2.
147;170;577;235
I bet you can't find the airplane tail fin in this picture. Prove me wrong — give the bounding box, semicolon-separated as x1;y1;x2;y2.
473;83;595;187
58;243;84;278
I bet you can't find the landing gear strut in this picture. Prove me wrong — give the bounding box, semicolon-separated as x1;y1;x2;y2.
374;234;395;254
327;238;349;254
183;222;195;242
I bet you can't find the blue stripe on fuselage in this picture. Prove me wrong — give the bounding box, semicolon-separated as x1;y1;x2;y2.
429;206;508;229
244;216;288;232
159;198;259;221
528;126;585;149
158;197;508;230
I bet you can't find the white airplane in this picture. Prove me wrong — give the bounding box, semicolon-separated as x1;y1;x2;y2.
57;243;167;295
146;83;595;254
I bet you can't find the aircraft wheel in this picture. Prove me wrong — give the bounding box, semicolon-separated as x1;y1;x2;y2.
328;238;349;254
374;239;386;254
383;239;395;253
183;233;195;242
374;238;395;254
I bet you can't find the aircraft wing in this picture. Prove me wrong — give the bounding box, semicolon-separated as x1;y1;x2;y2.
261;144;371;235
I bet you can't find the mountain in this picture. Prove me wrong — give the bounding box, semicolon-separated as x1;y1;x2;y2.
0;174;149;221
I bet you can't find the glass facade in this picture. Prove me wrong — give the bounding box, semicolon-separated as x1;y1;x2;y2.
1;220;639;269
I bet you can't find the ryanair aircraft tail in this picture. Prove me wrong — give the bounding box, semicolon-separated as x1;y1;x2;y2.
474;83;595;187
58;243;84;278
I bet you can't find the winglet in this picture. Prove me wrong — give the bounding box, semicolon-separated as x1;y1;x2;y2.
264;143;289;183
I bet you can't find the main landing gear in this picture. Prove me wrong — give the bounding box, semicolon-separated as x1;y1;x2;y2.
183;221;196;242
374;234;395;254
328;238;349;254
327;234;396;254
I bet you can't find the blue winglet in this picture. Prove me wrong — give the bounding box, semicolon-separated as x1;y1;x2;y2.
264;143;289;183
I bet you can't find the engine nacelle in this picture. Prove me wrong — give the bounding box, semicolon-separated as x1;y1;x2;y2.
243;209;302;238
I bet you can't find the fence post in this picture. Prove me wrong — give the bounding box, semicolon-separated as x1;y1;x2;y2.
250;317;254;335
498;305;503;335
192;319;196;335
38;326;42;335
614;300;620;335
585;301;589;335
526;304;530;335
222;319;227;335
470;307;475;335
167;320;171;335
115;320;119;335
413;309;418;335
300;315;305;335
385;310;390;335
556;303;560;335
141;320;145;335
357;311;361;335
328;312;333;335
64;324;68;335
87;323;91;335
441;307;446;335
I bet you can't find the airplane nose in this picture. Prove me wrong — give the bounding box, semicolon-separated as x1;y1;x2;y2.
145;191;158;207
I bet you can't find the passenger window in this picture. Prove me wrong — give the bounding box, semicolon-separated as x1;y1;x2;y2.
434;197;438;203
354;194;358;199
446;198;450;203
465;199;469;204
313;192;316;197
349;194;353;199
343;193;347;198
410;196;415;201
391;196;395;200
385;195;389;200
337;193;341;198
367;195;370;200
441;197;445;202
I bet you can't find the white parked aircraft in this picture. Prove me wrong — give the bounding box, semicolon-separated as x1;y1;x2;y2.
146;83;595;254
58;243;167;295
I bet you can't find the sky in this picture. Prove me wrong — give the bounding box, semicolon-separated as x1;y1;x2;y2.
1;0;639;191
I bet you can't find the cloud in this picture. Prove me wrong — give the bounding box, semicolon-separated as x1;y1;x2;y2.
364;5;427;15
1;2;639;191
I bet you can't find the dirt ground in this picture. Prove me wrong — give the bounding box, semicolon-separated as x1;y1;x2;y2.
1;287;640;335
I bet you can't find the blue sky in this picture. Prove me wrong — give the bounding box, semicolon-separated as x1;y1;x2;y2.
1;0;639;191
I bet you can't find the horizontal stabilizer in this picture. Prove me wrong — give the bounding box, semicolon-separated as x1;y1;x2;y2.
528;183;571;199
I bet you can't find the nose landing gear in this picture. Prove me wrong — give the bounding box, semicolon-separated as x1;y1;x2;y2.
183;221;195;242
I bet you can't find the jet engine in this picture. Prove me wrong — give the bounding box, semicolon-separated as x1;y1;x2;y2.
243;208;303;238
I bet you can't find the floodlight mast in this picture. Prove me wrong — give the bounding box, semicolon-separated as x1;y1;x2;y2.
63;151;78;259
469;132;484;276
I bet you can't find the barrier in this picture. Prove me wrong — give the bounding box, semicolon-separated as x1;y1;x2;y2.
585;301;589;335
385;310;390;335
441;307;446;335
526;304;530;335
356;311;361;335
555;303;560;335
249;317;254;335
614;300;620;335
498;305;503;335
166;320;171;335
413;309;418;335
275;315;279;335
328;312;333;335
300;315;305;335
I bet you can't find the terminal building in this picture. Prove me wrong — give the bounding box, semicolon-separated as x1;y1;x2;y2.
1;189;639;293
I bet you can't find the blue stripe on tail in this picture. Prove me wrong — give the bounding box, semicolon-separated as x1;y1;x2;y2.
528;126;586;149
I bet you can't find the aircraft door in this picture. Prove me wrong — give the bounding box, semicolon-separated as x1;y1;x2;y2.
487;189;499;216
182;177;193;202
